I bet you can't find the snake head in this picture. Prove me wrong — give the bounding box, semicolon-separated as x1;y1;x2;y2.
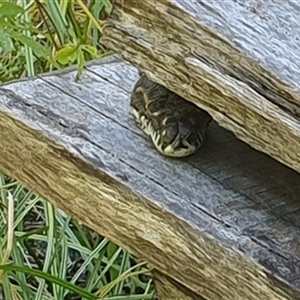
130;74;212;158
154;117;207;158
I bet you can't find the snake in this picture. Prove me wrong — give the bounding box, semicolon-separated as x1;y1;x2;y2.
130;73;212;158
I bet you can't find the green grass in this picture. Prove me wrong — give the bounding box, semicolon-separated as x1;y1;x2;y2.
0;1;156;299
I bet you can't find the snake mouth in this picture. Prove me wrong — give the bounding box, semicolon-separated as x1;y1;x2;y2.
160;133;198;157
163;142;197;157
149;125;201;158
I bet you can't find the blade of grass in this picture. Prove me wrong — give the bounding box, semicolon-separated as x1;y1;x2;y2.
85;247;106;292
43;0;69;45
0;264;98;300
94;246;123;290
96;262;151;298
0;192;14;278
18;0;35;76
76;0;104;33
70;238;109;285
0;192;22;300
55;213;70;299
104;294;155;300
34;201;56;300
1;274;14;300
112;250;129;295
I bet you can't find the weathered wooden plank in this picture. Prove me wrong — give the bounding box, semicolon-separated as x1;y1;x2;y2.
101;0;300;175
1;56;300;299
152;270;201;300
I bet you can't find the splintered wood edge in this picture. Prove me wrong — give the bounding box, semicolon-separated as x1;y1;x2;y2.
101;0;300;175
0;65;298;300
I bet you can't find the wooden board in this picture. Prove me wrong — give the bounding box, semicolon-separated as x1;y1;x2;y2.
152;270;201;300
101;0;300;176
1;56;300;299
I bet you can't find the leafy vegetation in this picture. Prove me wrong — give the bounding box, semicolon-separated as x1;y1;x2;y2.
0;1;155;299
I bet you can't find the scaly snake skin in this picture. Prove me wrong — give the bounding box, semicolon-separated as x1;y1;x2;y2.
130;74;212;158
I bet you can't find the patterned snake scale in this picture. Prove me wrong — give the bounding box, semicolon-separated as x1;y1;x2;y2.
130;73;213;158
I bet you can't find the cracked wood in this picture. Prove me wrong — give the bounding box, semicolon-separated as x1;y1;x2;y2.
1;56;300;299
101;0;300;175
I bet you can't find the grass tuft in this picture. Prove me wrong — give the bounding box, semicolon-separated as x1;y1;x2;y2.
0;1;156;299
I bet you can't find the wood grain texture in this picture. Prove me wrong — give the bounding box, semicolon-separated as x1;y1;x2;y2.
152;270;202;300
101;0;300;175
1;56;300;299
